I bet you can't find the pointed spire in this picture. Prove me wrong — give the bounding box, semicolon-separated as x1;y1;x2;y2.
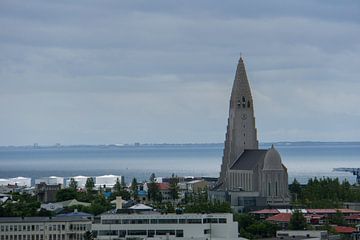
230;56;253;106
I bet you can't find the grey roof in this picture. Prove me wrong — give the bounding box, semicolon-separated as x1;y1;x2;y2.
0;216;91;223
230;149;268;170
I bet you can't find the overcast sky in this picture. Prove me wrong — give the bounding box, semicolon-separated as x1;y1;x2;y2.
0;0;359;145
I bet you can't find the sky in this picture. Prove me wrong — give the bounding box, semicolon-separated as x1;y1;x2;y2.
0;0;359;145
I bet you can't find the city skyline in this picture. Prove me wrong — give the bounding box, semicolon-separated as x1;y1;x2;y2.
1;0;359;145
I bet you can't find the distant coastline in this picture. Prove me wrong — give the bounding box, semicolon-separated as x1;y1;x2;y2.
1;141;360;148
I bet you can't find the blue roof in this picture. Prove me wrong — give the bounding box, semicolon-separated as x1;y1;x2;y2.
138;190;147;196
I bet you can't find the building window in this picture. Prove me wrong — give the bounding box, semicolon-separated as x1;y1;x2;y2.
275;182;278;196
268;182;271;196
247;101;251;108
176;230;184;237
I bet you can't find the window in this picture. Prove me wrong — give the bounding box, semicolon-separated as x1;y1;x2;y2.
247;101;251;108
204;229;211;234
158;219;178;224
147;230;155;237
127;230;147;236
176;230;184;237
186;219;202;224
156;230;175;236
219;218;227;223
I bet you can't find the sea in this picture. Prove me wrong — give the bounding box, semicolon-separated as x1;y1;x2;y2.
0;142;359;185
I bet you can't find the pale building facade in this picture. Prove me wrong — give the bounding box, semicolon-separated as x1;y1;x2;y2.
211;57;289;211
0;216;91;240
93;212;240;240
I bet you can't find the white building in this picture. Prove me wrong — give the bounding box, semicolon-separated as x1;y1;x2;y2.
66;176;89;189
0;177;32;187
0;179;11;186
93;212;241;240
35;176;64;186
95;175;123;188
0;216;91;240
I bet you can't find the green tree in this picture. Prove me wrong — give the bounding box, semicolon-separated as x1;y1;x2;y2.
148;173;161;203
130;178;138;200
85;178;95;192
56;188;77;202
113;178;122;193
289;178;302;202
169;174;180;201
112;178;131;200
330;210;347;226
289;210;307;230
69;178;78;190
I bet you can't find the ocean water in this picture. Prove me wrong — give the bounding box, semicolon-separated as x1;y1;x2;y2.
0;142;359;184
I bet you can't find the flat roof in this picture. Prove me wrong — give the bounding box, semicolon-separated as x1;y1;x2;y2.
0;216;91;223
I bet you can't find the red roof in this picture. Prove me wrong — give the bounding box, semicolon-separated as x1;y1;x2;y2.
334;226;357;234
345;214;360;220
306;209;360;214
266;213;292;223
251;209;280;214
305;214;325;220
157;182;170;190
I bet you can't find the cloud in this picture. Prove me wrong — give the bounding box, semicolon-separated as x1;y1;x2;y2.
0;0;359;144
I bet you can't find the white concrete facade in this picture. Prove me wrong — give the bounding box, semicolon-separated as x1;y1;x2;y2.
0;177;31;187
35;176;64;186
66;176;89;188
93;213;240;240
0;216;91;240
95;175;123;188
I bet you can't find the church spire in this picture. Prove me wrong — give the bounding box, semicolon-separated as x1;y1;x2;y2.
230;57;253;109
218;56;259;189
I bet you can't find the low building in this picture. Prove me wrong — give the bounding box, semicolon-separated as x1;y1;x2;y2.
276;230;328;240
266;213;292;229
0;216;92;240
41;199;91;212
92;211;240;240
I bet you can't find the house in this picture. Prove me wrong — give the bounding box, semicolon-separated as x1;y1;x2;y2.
266;213;292;229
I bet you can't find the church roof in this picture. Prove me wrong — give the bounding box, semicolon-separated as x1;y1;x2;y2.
263;145;283;170
230;149;267;170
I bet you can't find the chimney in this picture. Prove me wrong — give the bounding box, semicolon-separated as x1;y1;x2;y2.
116;196;123;210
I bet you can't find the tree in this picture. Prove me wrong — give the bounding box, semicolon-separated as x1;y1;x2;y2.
85;178;95;192
169;174;180;201
289;178;302;202
148;173;161;203
130;178;138;200
69;178;78;190
112;178;130;200
289;210;307;230
114;178;122;193
330;210;347;226
84;231;93;240
56;188;77;202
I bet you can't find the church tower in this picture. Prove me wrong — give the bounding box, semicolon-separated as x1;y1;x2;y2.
219;57;259;189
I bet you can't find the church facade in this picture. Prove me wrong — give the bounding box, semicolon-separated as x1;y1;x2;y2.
210;57;290;212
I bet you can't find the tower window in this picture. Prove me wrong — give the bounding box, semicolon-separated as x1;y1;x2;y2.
268;183;271;196
242;96;246;102
237;100;241;107
247;101;251;108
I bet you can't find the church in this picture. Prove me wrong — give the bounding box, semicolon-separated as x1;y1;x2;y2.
210;57;290;212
